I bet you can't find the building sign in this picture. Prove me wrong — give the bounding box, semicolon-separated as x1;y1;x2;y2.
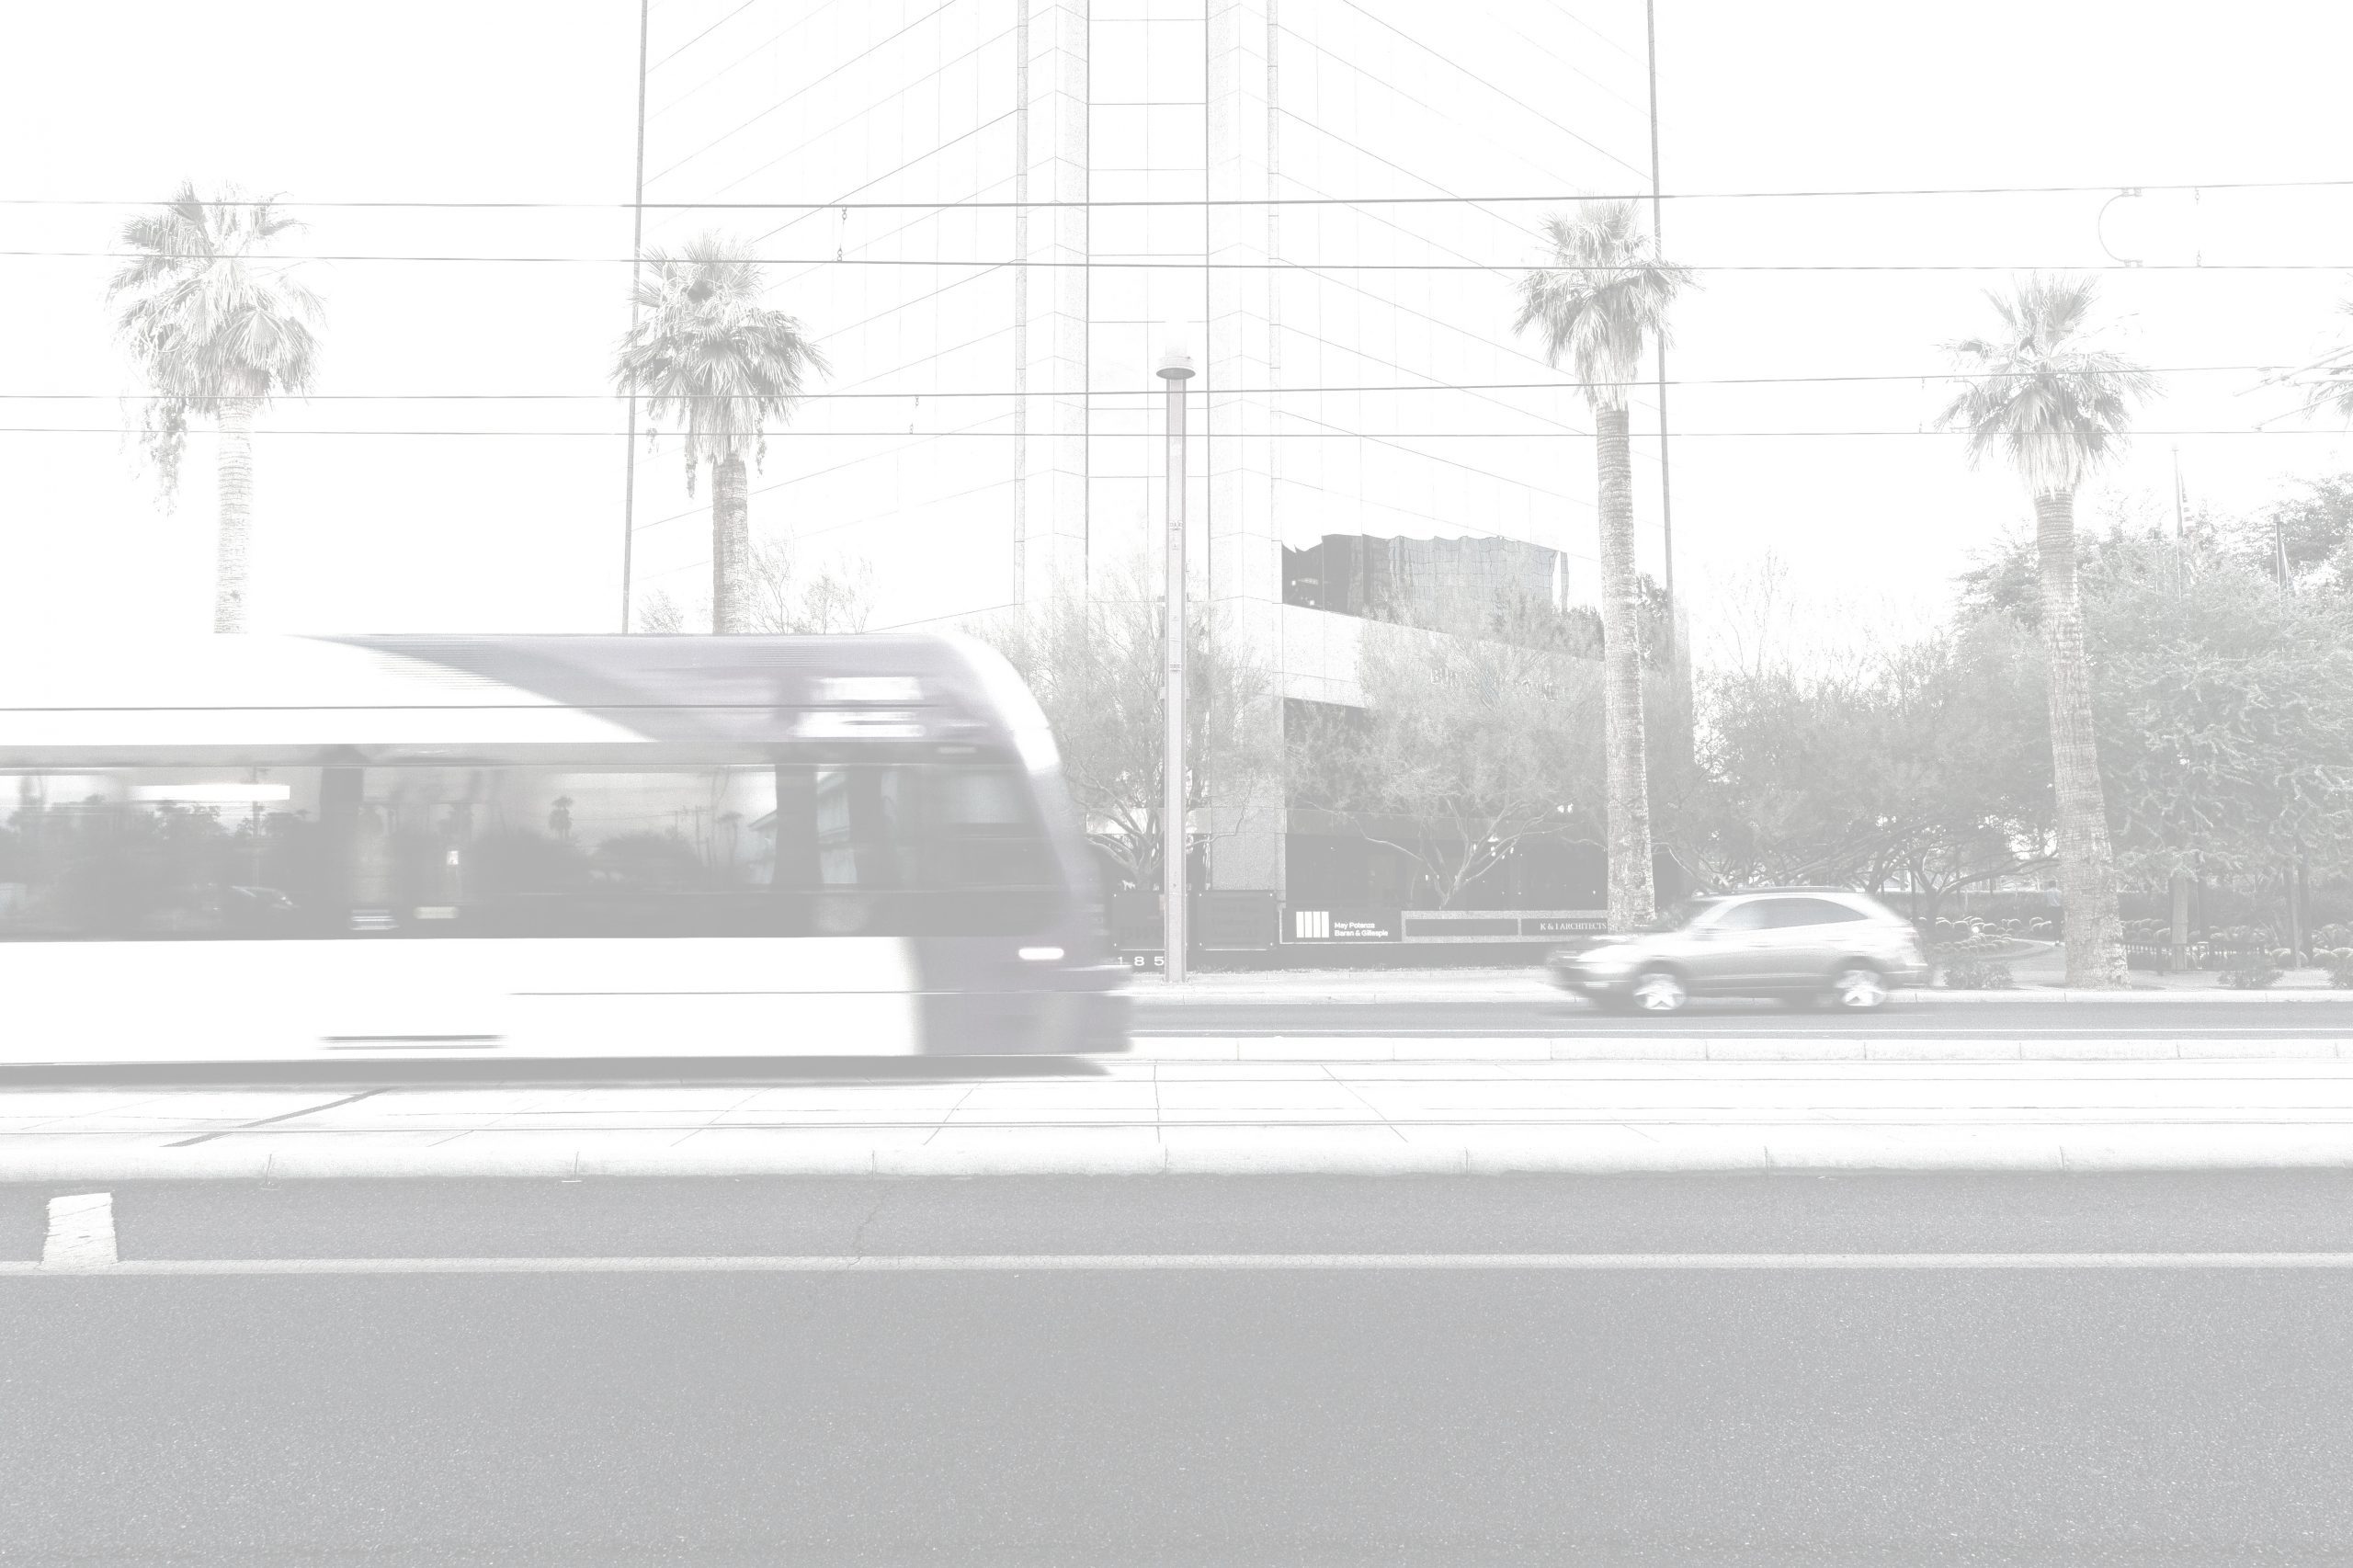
1284;909;1608;944
1522;913;1608;937
1288;909;1401;942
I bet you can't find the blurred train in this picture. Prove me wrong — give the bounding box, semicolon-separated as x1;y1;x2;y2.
0;633;1130;1063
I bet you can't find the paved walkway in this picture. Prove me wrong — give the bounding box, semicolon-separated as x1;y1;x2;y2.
1134;966;2345;1003
10;1054;2353;1179
1124;1032;2353;1060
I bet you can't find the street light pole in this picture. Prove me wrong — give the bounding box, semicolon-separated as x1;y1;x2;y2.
1157;322;1195;983
2168;445;2191;970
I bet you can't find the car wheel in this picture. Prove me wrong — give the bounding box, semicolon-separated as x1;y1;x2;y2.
1631;968;1688;1014
1827;963;1889;1011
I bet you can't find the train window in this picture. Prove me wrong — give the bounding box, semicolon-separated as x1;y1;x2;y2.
350;765;779;933
0;768;324;938
923;766;1059;890
0;762;1061;939
347;761;1061;936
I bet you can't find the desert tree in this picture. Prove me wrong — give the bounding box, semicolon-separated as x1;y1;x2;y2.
1938;274;2154;986
612;234;826;632
1515;199;1696;930
108;181;323;632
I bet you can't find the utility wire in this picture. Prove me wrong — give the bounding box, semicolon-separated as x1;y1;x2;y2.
9;250;2347;272
7;426;2343;438
0;364;2292;400
8;176;2351;208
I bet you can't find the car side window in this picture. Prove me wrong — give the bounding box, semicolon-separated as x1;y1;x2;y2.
1712;901;1775;932
1771;898;1867;928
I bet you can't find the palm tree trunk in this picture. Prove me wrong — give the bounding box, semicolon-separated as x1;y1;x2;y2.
711;451;751;633
213;397;258;633
1594;404;1655;930
2034;489;2127;987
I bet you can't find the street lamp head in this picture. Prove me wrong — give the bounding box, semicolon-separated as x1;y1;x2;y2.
1155;319;1195;381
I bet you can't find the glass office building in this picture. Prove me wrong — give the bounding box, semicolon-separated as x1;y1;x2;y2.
637;0;1664;921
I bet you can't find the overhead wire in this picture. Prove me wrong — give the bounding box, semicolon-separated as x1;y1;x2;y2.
6;427;2342;438
0;364;2300;400
6;176;2350;209
7;250;2344;272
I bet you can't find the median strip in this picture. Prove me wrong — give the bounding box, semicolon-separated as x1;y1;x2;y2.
11;1250;2353;1277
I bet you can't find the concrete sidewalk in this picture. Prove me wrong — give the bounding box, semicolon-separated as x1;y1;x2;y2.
1136;969;2350;1004
1123;1033;2353;1062
10;1054;2353;1181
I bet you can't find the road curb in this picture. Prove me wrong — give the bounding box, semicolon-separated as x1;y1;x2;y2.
1136;988;2353;1006
11;1126;2353;1182
1126;1037;2353;1062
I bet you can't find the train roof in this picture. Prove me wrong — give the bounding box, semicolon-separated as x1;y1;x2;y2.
0;633;1044;752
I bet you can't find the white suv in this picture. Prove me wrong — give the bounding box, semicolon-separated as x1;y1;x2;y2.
1547;889;1930;1013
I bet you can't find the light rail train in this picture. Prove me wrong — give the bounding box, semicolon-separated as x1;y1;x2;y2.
0;633;1129;1063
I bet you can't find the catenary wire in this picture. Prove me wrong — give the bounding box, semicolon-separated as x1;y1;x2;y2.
7;176;2351;208
0;364;2297;399
8;427;2344;438
14;250;2349;272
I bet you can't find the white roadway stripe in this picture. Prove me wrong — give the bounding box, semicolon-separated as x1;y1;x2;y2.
11;1252;2353;1277
40;1193;116;1269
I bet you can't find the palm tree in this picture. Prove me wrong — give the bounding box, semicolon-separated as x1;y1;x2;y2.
2272;298;2353;423
108;182;322;633
1515;199;1696;931
1939;274;2155;988
611;234;826;633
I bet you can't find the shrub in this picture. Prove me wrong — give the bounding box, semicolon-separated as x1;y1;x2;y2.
2219;965;2283;990
2329;960;2353;991
1942;960;2016;990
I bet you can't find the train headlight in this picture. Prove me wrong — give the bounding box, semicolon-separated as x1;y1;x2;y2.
1018;946;1065;962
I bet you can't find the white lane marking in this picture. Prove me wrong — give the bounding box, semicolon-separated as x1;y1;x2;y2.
40;1192;116;1269
10;1251;2353;1278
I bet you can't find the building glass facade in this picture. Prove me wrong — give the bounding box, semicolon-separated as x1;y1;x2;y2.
638;0;1662;915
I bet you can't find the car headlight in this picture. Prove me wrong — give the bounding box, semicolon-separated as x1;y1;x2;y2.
1581;947;1637;973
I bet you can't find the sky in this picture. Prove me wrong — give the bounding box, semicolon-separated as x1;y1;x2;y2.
3;0;2348;656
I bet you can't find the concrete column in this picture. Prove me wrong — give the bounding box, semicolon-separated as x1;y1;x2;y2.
1014;0;1090;608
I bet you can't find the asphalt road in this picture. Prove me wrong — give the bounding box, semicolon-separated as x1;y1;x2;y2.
6;1173;2353;1565
1133;993;2353;1037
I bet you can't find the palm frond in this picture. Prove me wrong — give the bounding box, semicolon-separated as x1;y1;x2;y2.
2256;296;2353;423
1935;273;2154;497
107;179;323;497
1513;199;1696;412
611;232;828;491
